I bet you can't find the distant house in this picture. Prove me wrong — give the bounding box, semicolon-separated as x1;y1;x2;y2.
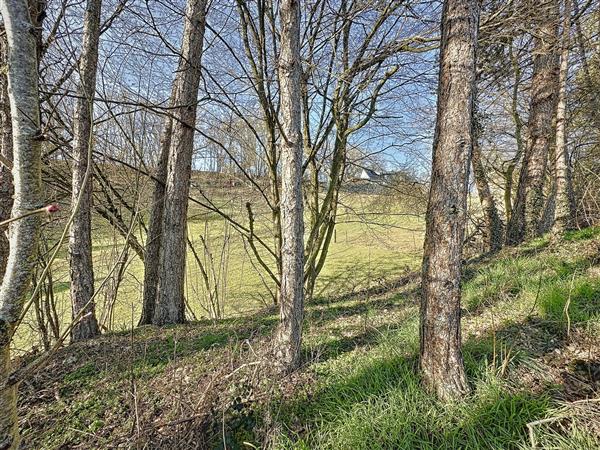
359;168;383;182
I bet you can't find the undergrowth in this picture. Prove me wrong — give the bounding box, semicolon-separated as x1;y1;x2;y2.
18;227;600;449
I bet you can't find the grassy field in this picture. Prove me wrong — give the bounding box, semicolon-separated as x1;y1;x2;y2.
17;226;600;448
13;189;425;352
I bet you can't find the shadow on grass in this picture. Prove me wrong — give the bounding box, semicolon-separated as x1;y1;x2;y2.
302;321;414;366
306;292;415;326
262;302;600;450
313;270;418;306
57;278;422;389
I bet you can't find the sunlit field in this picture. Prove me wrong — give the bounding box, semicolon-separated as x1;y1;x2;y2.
13;184;425;353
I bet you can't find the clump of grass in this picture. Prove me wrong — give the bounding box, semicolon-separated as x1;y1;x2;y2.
563;226;600;242
463;257;542;311
539;277;600;325
63;361;100;384
523;235;551;251
463;232;597;314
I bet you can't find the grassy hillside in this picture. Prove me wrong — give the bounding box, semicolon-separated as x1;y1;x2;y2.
18;227;600;449
13;190;424;352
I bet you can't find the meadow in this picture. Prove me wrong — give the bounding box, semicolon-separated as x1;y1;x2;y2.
13;186;425;352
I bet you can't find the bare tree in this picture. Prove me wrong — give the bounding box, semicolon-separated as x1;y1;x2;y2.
0;0;43;446
552;0;575;233
69;0;102;341
139;113;172;325
507;0;559;244
420;0;480;401
153;0;207;325
274;0;304;372
205;0;435;306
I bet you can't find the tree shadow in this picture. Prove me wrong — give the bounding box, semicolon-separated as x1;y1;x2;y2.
306;292;415;326
313;269;418;305
50;275;421;390
302;322;412;365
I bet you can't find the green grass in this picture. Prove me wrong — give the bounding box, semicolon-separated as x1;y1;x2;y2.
270;323;550;450
463;257;541;311
563;227;600;241
462;236;599;319
540;277;600;324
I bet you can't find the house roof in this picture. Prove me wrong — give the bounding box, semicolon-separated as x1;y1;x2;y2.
361;168;381;179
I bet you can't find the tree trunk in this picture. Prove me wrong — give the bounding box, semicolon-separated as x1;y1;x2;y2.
420;0;479;401
503;42;525;226
275;0;305;372
472;135;503;252
506;1;559;244
552;0;575;233
0;1;43;447
0;31;13;280
139;117;172;325
153;0;207;325
69;0;102;341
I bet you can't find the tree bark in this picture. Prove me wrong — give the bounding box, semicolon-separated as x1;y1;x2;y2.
472;130;503;252
503;41;525;226
0;1;43;447
153;0;207;325
552;0;575;233
139;117;172;325
420;0;479;401
69;0;102;341
506;1;559;244
0;31;13;280
275;0;305;372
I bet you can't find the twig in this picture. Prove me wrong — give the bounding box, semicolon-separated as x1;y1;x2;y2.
564;272;576;340
527;272;545;318
0;204;59;228
527;417;560;448
0;153;12;170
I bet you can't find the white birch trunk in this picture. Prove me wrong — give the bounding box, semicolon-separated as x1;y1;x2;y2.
0;1;43;446
0;30;13;280
552;0;575;233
